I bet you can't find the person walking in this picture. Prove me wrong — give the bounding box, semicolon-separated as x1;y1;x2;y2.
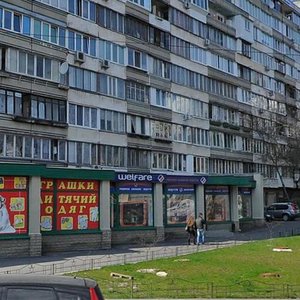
195;212;206;245
185;215;196;245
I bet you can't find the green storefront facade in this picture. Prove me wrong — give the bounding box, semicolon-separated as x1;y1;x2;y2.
0;164;264;257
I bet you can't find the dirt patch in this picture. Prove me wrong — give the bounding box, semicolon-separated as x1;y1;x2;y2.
261;272;281;278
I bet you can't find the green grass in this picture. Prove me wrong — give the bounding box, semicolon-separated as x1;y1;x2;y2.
70;236;300;298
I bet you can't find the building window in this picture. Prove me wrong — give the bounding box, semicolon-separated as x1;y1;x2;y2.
128;148;149;169
7;48;60;82
126;81;149;103
128;48;148;70
127;115;149;136
242;41;251;58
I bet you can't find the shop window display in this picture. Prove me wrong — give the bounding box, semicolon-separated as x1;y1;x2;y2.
166;194;195;224
205;186;230;222
119;194;152;227
0;176;28;234
40;178;100;231
238;188;252;219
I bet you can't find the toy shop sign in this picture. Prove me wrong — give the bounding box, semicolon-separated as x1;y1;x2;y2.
41;179;99;231
0;176;28;235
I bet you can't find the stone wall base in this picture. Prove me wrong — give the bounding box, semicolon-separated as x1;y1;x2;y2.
42;233;102;254
29;233;42;257
0;238;30;258
156;226;165;243
112;229;156;246
101;229;111;249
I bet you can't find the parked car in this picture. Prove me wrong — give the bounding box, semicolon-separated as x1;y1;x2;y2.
0;274;104;300
265;202;300;221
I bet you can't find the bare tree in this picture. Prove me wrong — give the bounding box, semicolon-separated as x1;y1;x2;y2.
253;114;300;201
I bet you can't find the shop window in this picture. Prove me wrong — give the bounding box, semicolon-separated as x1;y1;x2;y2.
238;188;252;219
120;199;148;226
205;186;230;222
40;179;99;232
115;189;153;228
0;176;28;235
166;187;195;225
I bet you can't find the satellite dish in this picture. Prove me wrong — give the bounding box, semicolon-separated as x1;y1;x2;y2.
268;0;275;9
59;62;69;75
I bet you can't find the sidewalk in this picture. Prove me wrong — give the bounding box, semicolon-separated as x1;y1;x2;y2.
0;221;299;276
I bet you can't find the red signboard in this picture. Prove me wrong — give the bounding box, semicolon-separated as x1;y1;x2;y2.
0;176;28;234
41;179;100;231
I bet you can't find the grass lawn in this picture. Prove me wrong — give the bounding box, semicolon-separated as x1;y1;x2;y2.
70;236;300;298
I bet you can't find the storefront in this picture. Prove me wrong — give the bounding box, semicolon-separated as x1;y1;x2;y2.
0;165;264;257
204;175;261;231
0;163;114;257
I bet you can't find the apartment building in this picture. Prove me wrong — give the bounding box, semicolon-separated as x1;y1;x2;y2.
0;0;298;256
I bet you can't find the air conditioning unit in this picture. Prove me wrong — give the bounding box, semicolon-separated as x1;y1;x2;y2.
264;65;270;72
204;39;210;46
183;0;191;9
75;51;85;63
100;59;110;69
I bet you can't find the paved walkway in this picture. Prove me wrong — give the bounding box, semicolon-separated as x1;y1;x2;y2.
0;220;299;276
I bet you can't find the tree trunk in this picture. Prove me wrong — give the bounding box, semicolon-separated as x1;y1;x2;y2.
276;167;290;201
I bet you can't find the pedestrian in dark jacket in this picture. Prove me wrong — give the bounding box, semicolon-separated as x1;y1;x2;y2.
195;212;206;245
185;215;196;245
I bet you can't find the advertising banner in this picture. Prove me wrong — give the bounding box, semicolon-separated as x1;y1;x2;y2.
41;179;99;231
0;176;28;234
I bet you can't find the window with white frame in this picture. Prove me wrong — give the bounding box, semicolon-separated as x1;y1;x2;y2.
210;53;235;75
0;89;22;116
126;81;149;103
128;48;148;70
35;0;96;22
192;128;209;146
191;0;208;10
171;36;190;59
194;156;209;174
97;5;124;33
99;39;125;64
100;109;125;133
0;132;60;161
151;88;171;109
173;124;192;143
127;115;150;136
151;57;170;79
173;153;186;171
190;98;208;119
68;141;96;165
190;44;206;65
99;74;125;99
152;152;186;172
69;104;97;129
99;145;126;167
242;137;252;152
152;121;172;140
128;148;150;168
152;152;172;170
128;0;151;11
7;48;60;82
210;131;224;148
224;133;237;150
